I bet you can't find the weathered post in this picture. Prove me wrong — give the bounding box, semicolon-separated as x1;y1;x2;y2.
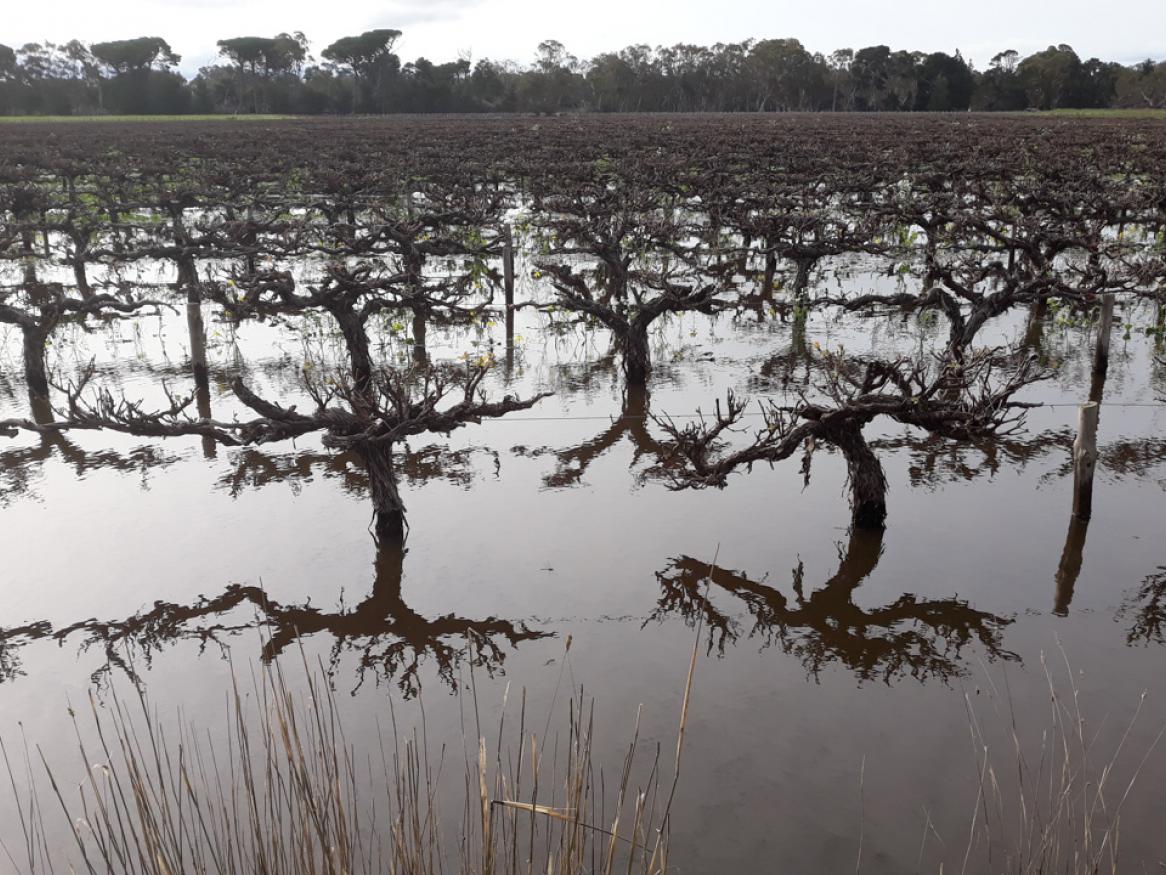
195;378;216;460
503;224;516;349
1088;293;1115;403
1154;291;1164;349
181;260;210;392
1092;293;1115;376
187;297;209;391
1072;401;1100;521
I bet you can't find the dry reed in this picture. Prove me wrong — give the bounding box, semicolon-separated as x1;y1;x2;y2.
945;645;1165;874
1;630;700;875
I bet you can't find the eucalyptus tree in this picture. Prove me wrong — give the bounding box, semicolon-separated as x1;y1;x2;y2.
90;37;179;73
0;45;17;81
322;28;402;112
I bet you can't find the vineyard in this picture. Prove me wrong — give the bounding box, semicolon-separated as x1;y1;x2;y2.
1;114;1166;872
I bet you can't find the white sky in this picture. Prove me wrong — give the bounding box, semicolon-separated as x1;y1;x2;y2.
4;0;1163;76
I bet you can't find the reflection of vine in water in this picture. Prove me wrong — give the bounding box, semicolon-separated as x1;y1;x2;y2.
516;383;667;488
747;335;817;392
0;622;50;682
1095;438;1166;488
1;427;487;510
854;431;1166;620
0;431;180;507
869;430;1166;493
1118;567;1166;646
5;543;549;696
214;443;491;499
1027;437;1166;492
650;528;1016;683
871;430;1074;489
511;355;701;488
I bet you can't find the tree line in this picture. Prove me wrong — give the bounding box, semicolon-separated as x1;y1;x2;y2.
1;31;1164;116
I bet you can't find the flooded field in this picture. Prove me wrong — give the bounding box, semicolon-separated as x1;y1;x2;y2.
1;115;1165;872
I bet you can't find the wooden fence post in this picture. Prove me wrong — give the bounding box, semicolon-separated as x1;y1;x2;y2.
1155;292;1164;347
1072;401;1100;521
503;224;515;348
184;266;209;393
187;300;208;386
1092;293;1115;378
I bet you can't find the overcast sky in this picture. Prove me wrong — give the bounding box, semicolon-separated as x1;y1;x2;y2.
4;0;1163;75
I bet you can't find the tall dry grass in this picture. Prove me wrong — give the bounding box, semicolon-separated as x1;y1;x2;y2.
1;632;699;875
946;646;1165;875
6;605;1162;873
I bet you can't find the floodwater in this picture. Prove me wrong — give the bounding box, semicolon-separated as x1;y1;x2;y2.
2;254;1165;872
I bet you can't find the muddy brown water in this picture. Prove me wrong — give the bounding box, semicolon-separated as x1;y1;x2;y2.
1;266;1165;872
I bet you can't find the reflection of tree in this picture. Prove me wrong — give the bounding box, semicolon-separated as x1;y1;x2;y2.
1097;438;1166;485
10;543;548;696
748;337;816;392
215;447;362;498
650;528;1016;682
521;385;665;488
0;621;50;682
543;353;623;399
2;421;486;509
0;432;179;506
1036;437;1166;489
3;360;546;544
871;429;1073;489
870;430;1166;492
214;444;484;499
1118;567;1166;645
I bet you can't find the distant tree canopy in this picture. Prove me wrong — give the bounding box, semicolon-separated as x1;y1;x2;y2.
321;28;401;74
216;34;307;75
210;33;310;113
0;31;1160;116
321;28;402;111
90;37;179;74
0;44;16;80
86;37;184;114
1116;59;1166;108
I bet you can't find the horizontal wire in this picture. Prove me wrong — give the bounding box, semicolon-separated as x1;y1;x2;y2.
1034;402;1165;408
473;401;1166;423
2;397;1161;425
